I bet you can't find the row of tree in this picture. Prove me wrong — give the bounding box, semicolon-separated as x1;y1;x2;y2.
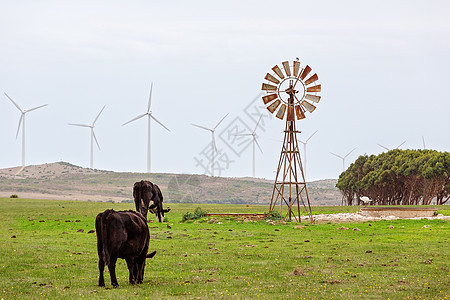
336;149;449;206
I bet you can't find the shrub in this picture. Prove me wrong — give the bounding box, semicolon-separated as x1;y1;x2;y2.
10;194;18;198
264;211;283;220
182;207;207;221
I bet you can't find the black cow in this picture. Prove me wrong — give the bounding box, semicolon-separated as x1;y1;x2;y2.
95;209;156;287
133;180;170;222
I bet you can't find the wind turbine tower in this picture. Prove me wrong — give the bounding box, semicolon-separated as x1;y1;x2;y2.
122;83;170;173
235;114;263;177
330;148;356;172
69;105;106;169
4;93;48;169
191;113;228;177
299;129;318;176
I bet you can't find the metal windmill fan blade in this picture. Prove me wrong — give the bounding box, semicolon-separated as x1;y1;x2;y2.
191;123;212;131
26;104;48;113
267;100;281;113
272;65;285;79
92;130;101;150
295;105;306;120
93;105;106;124
151;114;170;132
276;104;286;119
302;101;316;113
306;84;321;92
68;123;91;128
304;73;318;86
305;94;321;103
4;93;23;112
282;61;291;76
300;65;312;80
254;137;263;153
287;106;295;121
262;94;277;104
122;113;147;126
148;82;153;112
16;114;23;139
261;83;277;91
293;61;300;77
265;73;280;84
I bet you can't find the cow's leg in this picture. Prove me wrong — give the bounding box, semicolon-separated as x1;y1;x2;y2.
157;201;164;222
98;258;105;287
136;257;146;284
125;258;136;284
108;258;119;287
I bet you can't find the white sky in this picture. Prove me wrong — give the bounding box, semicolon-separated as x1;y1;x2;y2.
1;0;449;181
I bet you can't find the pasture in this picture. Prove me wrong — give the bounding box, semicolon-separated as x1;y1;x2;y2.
0;198;449;299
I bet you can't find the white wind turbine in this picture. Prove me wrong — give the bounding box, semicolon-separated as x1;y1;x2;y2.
330;148;356;172
4;93;48;169
377;141;406;151
191;113;229;177
235;114;263;177
68;105;106;169
122;83;170;173
299;130;318;176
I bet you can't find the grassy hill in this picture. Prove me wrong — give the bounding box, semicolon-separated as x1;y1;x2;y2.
0;162;341;205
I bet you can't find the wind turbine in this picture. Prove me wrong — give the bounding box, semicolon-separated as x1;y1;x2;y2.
299;130;318;175
234;114;263;177
422;136;426;149
68;105;106;169
377;141;406;151
4;92;48;169
122;83;170;173
191;113;229;177
330;148;356;172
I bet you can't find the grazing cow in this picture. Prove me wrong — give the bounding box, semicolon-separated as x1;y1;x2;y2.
133;180;170;222
95;209;156;287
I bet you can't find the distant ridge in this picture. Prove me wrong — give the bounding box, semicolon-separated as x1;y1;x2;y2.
0;162;341;205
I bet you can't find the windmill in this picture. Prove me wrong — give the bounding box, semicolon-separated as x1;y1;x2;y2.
234;114;263;177
4;92;48;170
122;83;170;173
377;141;406;151
261;58;322;222
68;105;106;169
330;148;356;172
299;130;318;176
191;113;228;177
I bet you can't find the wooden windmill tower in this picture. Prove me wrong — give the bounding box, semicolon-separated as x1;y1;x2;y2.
261;59;322;222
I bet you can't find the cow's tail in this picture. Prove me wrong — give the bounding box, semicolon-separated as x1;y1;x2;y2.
133;182;142;214
100;210;112;265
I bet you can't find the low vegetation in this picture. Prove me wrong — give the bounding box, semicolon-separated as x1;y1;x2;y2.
0;198;449;299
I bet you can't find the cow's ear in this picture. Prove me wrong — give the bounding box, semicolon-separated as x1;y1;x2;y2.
147;251;156;259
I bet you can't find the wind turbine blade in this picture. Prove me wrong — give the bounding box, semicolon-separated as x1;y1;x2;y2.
212;134;217;151
191;123;212;131
26;104;48;113
234;133;252;136
214;113;229;130
255;137;263;154
253;114;263;133
147;82;153;113
396;141;406;149
122;113;147;126
16;114;23;139
305;130;318;143
377;143;389;151
422;136;426;149
4;93;23;112
93;105;106;125
93;130;101;150
330;152;343;159
344;148;356;159
68;123;91;128
150;114;170;132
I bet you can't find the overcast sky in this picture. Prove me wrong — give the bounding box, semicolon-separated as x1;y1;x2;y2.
1;0;449;181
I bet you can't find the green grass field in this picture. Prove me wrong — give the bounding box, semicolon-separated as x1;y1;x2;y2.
0;198;449;299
